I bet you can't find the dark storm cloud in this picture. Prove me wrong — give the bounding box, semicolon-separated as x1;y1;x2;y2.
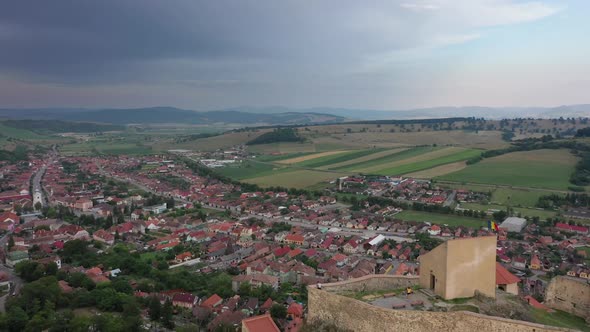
0;1;573;109
0;0;424;83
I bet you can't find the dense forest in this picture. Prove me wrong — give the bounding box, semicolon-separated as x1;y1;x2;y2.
246;128;304;145
574;127;590;137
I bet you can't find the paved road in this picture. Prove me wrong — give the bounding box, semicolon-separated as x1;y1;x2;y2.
0;234;24;312
443;190;456;207
32;165;48;208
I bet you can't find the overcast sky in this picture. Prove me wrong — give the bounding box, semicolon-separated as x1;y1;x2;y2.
1;0;588;110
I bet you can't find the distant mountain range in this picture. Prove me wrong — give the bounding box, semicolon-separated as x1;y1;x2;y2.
226;105;590;120
0;107;345;126
0;104;588;126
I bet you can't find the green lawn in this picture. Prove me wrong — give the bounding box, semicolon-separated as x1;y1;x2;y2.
438;149;577;190
395;211;486;228
373;149;482;176
531;309;590;332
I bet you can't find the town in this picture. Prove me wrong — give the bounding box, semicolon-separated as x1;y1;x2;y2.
0;148;588;331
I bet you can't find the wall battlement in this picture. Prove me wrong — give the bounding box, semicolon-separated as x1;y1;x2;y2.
308;275;578;332
319;274;419;293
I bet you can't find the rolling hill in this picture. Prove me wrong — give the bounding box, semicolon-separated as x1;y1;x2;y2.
0;107;346;125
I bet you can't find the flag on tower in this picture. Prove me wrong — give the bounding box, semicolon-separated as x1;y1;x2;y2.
488;220;498;231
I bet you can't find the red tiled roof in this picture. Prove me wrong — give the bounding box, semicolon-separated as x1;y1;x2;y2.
201;294;223;308
288;248;303;258
287;302;303;317
555;223;588;233
260;298;274;310
172;293;196;304
496;263;520;285
242;314;280;332
273;247;290;257
524;295;554;312
285;234;304;242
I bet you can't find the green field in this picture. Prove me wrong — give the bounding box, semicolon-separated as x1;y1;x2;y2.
395;211;486;228
294;148;386;168
372;149;482;176
61;141;154;155
255;152;315;162
332;146;439;171
436;182;554;208
460;202;557;220
438;149;577;190
221;147;481;189
216;160;278;180
243;169;348;188
0;123;54;140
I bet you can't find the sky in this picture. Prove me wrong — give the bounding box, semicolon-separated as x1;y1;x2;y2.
0;0;589;110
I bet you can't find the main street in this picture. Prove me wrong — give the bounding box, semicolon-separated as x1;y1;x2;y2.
0;233;23;312
32;164;48;208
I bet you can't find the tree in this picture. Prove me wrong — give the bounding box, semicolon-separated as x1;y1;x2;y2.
166;197;175;209
45;262;58;276
7;306;28;332
112;279;133;294
34;202;42;211
161;299;175;329
7;235;15;250
121;298;142;331
270;304;287;319
238;282;251;297
148;296;161;322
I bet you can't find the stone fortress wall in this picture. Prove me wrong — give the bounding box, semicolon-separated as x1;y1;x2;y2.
308;275;579;332
544;276;590;323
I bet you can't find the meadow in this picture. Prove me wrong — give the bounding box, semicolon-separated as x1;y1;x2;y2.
394;211;486;228
459;202;557;220
371;149;482;176
242;169;349;188
216;160;278;180
60;140;154;156
331;146;440;172
438;149;578;190
222;146;483;189
0;123;54;140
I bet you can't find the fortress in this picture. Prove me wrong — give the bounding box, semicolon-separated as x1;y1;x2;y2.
307;237;585;331
307;275;577;332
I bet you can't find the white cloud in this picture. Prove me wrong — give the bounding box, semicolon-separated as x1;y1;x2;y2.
434;33;482;46
400;2;440;11
429;0;563;27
